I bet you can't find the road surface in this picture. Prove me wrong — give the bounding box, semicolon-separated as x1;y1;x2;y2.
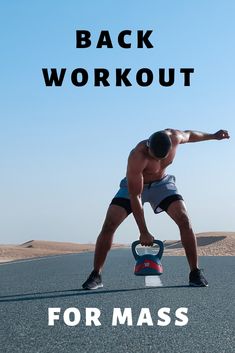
0;250;234;353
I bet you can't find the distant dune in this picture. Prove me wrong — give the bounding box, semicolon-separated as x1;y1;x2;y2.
0;232;234;263
0;241;126;263
164;232;235;256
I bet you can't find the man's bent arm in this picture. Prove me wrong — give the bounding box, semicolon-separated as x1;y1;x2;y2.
128;174;148;234
126;152;154;244
179;129;230;143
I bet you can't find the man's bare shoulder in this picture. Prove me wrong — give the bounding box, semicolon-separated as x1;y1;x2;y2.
129;140;148;158
128;140;148;169
165;128;183;144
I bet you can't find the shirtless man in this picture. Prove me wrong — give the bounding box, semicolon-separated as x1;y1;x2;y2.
82;129;230;289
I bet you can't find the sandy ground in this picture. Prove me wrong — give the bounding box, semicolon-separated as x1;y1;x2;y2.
0;241;126;263
0;232;234;263
163;232;235;256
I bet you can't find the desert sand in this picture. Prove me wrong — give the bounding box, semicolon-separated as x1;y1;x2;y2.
0;232;234;263
0;241;126;263
164;232;235;256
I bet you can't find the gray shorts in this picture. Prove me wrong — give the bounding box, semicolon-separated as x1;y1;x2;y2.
110;174;183;215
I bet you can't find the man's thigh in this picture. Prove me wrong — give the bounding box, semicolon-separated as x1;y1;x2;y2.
101;204;129;232
166;200;191;226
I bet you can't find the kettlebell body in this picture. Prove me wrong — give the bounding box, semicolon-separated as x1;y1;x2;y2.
132;240;164;276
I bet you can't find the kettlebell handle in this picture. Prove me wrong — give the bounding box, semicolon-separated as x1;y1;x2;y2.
131;240;164;260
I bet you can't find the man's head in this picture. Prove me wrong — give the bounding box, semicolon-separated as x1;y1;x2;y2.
147;131;172;159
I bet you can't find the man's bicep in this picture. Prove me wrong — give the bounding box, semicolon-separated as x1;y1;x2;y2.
127;171;144;196
127;153;145;195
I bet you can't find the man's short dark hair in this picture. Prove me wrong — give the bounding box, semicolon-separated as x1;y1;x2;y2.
147;131;172;159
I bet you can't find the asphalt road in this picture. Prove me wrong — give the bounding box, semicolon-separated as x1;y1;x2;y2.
0;250;234;353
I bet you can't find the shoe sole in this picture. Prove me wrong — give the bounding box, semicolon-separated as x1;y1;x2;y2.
82;283;104;290
189;282;208;287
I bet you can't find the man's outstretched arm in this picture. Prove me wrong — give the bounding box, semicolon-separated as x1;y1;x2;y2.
178;129;230;143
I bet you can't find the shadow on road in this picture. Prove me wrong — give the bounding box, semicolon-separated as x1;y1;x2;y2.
0;285;190;303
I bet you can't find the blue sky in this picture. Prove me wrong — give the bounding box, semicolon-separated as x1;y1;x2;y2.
0;1;234;244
